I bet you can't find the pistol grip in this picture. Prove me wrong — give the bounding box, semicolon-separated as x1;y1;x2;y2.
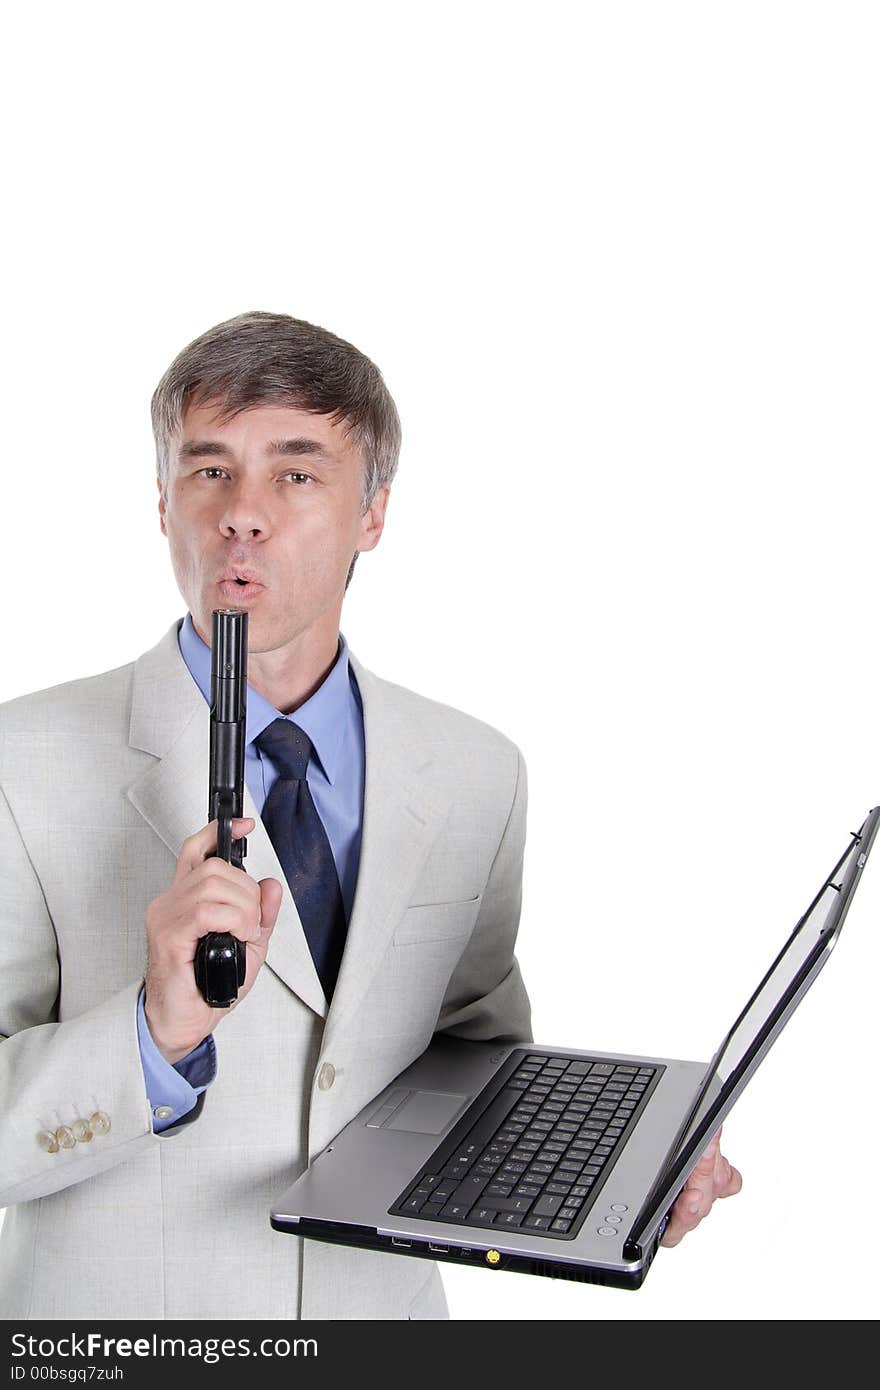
194;933;247;1008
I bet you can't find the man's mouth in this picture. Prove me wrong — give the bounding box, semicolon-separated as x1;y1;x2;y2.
217;572;267;603
218;568;265;586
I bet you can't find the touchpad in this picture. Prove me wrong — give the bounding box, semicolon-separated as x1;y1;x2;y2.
384;1090;469;1134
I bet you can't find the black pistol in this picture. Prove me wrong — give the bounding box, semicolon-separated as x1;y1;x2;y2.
194;609;249;1007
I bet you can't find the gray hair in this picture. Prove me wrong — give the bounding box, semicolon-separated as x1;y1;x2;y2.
151;310;402;512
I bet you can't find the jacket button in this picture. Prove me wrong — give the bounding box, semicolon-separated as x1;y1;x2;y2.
89;1111;111;1136
317;1062;336;1091
37;1131;59;1153
55;1125;76;1149
72;1119;93;1143
153;1105;174;1121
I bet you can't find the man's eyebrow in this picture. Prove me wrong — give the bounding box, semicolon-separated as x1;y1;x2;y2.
266;437;338;462
178;440;232;460
177;437;338;462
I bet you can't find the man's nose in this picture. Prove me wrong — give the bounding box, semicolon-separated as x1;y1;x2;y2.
218;482;273;540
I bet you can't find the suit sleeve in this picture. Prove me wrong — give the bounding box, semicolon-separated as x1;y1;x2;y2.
0;781;171;1208
434;745;533;1044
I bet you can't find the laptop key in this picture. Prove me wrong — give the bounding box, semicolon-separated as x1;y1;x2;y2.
489;1196;534;1215
472;1207;499;1224
533;1194;564;1218
524;1215;552;1229
448;1174;489;1207
442;1162;471;1180
439;1202;472;1220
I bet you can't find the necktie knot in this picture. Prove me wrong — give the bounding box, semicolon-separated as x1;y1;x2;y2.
255;718;312;781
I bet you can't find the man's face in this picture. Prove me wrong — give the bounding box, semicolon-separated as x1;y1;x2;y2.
158;397;388;656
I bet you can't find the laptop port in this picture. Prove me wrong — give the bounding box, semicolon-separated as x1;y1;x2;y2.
428;1243;449;1253
391;1237;412;1248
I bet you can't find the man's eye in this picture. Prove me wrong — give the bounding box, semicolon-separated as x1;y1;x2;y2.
197;467;229;480
282;472;312;484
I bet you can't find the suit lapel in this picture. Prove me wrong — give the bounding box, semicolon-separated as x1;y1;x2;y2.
319;654;448;1047
125;621;327;1017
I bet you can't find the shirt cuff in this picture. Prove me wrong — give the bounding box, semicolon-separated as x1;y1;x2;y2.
136;986;217;1133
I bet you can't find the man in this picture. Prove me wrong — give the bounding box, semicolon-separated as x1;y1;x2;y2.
0;312;739;1320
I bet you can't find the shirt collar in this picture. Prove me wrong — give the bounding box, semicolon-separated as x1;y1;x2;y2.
178;612;354;786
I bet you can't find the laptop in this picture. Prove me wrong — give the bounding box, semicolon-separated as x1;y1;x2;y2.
271;805;878;1289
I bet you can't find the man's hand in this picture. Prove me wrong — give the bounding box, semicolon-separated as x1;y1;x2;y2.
144;817;283;1063
660;1128;742;1247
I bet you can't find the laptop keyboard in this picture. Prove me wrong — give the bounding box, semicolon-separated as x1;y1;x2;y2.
389;1050;661;1240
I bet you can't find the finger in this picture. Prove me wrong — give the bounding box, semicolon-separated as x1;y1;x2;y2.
257;878;284;936
661;1195;702;1248
174;818;255;881
682;1167;716;1221
660;1216;688;1248
188;899;264;944
171;870;262;944
182;867;263;924
687;1133;721;1183
194;857;262;896
686;1139;722;1184
715;1152;743;1199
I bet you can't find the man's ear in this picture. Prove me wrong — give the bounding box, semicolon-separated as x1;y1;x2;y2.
157;475;167;536
357;485;390;554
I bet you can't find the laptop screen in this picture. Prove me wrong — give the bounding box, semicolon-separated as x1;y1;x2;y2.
628;805;880;1253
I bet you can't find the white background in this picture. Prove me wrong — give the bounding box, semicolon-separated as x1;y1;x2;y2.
1;1;878;1321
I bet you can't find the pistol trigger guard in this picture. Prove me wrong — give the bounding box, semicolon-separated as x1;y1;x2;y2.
217;816;233;864
216;790;235;863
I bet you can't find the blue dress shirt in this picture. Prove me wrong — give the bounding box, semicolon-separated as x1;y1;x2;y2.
138;613;365;1131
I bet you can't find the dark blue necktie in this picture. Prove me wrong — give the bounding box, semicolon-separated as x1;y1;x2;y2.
255;718;347;999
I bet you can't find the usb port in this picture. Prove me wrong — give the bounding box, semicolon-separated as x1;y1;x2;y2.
428;1243;448;1253
391;1237;412;1248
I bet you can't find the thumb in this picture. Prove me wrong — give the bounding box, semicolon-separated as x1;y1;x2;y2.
690;1130;721;1180
258;877;284;934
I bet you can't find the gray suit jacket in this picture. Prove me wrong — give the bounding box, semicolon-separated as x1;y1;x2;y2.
0;621;531;1319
